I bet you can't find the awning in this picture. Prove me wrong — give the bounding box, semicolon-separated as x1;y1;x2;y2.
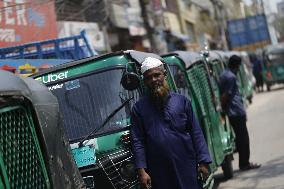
170;32;190;42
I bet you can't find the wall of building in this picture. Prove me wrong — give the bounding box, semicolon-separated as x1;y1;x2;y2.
0;0;57;48
222;0;243;19
177;0;215;50
163;12;182;34
277;1;284;17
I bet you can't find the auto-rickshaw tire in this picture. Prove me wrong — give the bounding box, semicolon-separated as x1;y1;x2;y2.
267;84;271;91
222;154;234;179
247;96;253;104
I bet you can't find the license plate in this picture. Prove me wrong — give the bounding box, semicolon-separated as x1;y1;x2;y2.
72;145;96;168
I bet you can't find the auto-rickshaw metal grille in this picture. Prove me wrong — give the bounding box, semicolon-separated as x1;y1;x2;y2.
237;64;249;98
0;106;50;189
187;63;215;117
98;149;138;189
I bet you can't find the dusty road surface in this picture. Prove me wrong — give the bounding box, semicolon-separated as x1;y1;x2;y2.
214;85;284;189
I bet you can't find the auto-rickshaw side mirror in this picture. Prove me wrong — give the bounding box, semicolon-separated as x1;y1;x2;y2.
121;72;140;91
121;63;140;91
200;44;210;58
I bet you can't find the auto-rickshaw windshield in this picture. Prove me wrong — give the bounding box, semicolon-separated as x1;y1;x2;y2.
49;68;140;142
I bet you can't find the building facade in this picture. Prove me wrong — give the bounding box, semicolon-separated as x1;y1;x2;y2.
176;0;214;50
277;1;284;17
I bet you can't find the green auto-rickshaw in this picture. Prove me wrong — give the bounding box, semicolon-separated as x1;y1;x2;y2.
0;70;84;189
162;51;235;182
262;44;284;91
32;50;177;189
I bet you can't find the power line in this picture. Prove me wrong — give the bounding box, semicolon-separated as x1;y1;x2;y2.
0;2;31;11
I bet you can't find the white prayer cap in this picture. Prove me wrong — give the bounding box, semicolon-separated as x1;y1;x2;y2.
141;57;163;74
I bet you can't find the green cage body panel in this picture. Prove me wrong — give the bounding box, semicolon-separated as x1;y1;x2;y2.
187;63;226;167
163;54;235;177
0;106;50;189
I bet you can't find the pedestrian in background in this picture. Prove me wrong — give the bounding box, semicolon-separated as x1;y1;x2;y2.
219;55;261;171
131;57;212;189
250;54;264;92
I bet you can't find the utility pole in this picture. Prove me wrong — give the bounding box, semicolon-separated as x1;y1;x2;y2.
102;0;112;53
139;0;158;53
210;0;228;50
259;0;265;14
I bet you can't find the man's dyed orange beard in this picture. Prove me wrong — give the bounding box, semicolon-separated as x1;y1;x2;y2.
149;81;170;106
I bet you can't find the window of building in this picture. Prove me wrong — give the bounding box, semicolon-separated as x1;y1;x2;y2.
185;21;196;43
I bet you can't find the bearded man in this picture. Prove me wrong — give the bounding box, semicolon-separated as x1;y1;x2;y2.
130;57;212;189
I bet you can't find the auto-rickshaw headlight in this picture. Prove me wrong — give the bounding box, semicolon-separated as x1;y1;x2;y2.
119;160;137;182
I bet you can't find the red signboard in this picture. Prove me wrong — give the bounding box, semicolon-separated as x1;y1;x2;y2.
0;0;57;48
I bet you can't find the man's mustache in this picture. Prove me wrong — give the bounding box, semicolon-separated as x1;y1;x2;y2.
149;82;170;100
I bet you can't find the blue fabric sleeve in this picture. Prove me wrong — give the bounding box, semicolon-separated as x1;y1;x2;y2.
130;105;147;169
185;98;212;164
224;76;235;98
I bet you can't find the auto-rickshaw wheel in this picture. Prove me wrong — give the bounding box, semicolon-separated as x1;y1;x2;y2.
247;96;253;104
266;84;271;91
221;154;234;179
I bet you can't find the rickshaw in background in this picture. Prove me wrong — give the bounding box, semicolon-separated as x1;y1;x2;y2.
240;51;256;92
0;70;84;188
262;44;284;91
162;51;235;183
201;50;225;84
201;50;227;109
18;63;37;77
0;65;16;73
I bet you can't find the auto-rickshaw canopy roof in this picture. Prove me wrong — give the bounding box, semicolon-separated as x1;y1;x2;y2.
163;51;203;69
31;50;164;79
265;44;284;54
206;51;224;64
124;50;163;65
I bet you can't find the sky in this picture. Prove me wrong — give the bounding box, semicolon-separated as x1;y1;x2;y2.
243;0;283;13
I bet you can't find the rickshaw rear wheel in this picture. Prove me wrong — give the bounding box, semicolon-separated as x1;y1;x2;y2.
222;154;234;179
247;96;253;104
266;84;271;91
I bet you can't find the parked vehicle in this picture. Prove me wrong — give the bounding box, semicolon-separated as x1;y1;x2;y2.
262;44;284;91
0;31;97;76
32;50;175;189
239;51;254;103
0;70;84;188
162;51;235;183
18;63;37;77
0;31;95;60
0;65;16;73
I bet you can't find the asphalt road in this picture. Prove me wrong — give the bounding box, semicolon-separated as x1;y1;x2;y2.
214;85;284;189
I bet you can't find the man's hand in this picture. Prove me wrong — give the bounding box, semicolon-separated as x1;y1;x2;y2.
221;93;229;109
198;163;210;180
138;168;151;189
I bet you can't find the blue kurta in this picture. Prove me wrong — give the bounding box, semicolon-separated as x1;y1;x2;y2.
131;92;211;189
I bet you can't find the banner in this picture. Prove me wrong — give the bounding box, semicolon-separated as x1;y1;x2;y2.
0;0;57;47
